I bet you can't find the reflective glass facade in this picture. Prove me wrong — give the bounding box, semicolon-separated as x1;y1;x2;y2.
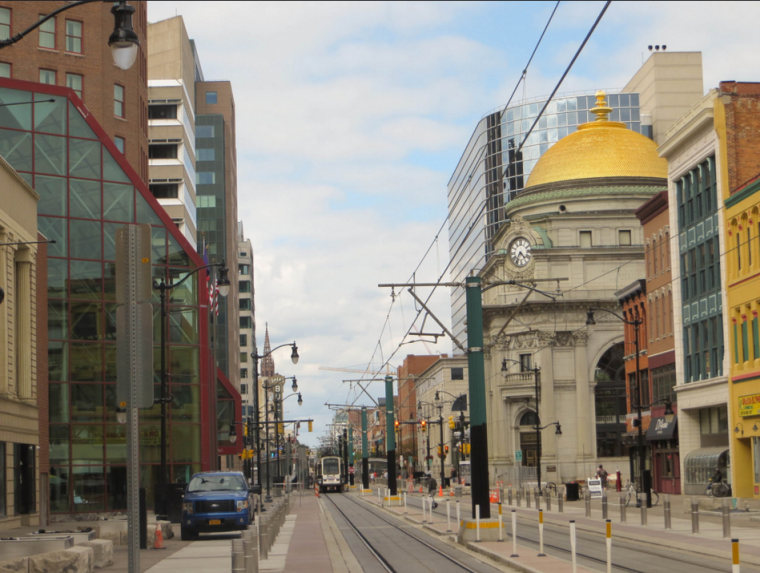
0;80;221;513
447;91;642;352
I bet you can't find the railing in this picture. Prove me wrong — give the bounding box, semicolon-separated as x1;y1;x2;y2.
500;372;535;384
595;415;626;424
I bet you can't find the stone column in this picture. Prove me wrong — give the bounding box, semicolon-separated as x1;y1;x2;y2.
0;230;7;396
575;338;591;479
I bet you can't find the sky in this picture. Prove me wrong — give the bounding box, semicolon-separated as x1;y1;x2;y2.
147;1;760;447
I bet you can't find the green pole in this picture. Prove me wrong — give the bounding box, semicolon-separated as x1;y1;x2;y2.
466;276;489;518
385;375;397;496
348;425;355;486
361;407;369;489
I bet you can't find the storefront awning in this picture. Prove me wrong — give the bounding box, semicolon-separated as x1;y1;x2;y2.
646;415;678;441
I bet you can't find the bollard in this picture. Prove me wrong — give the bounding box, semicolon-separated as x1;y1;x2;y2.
232;538;246;573
499;487;504;506
538;509;545;557
378;488;381;505
605;520;612;573
498;512;504;542
508;488;513;506
456;500;461;527
243;529;256;573
510;510;519;557
429;495;434;524
640;494;647;526
535;488;540;510
723;499;731;539
546;489;552;512
619;495;626;523
732;538;740;573
585;491;591;517
691;496;699;534
422;496;427;523
475;505;481;542
664;494;671;530
526;488;531;509
404;492;408;514
570;520;577;573
602;490;608;520
247;526;259;573
516;489;522;507
260;515;269;560
558;488;564;513
447;500;452;532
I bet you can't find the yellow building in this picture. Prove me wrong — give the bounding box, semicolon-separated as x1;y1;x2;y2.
721;82;760;499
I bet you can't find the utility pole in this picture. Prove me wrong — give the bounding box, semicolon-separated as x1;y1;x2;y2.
361;407;369;489
385;375;397;496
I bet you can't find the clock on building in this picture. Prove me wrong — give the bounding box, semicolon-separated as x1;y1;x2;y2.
509;237;532;267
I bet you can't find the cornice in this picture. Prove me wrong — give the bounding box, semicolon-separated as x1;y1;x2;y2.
634;190;668;225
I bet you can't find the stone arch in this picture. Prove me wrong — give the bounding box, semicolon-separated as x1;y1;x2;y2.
593;342;628;459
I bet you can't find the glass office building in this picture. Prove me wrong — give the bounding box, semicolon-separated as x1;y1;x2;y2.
447;91;642;351
0;79;240;514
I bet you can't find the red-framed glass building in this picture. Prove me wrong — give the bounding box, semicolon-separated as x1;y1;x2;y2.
0;78;241;515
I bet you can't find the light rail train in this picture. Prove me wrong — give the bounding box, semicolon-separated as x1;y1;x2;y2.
316;455;344;493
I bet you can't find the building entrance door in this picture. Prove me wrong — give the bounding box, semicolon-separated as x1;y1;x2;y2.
14;444;35;515
520;433;538;467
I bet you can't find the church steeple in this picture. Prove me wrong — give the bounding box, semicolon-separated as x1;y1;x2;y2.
261;323;275;377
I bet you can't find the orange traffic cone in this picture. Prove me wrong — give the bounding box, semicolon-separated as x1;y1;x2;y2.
450;487;454;497
419;486;423;494
315;484;319;498
154;525;165;549
438;485;443;497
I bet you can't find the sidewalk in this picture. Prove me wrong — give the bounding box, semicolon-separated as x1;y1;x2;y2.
361;485;760;572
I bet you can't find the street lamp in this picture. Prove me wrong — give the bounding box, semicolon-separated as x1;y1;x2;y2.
260;371;298;502
153;260;229;517
587;307;654;508
0;1;140;71
501;358;561;494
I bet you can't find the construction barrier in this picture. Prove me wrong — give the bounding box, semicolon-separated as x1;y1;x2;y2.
489;489;500;503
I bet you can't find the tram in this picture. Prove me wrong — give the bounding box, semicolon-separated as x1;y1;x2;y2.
316;455;344;493
367;458;387;478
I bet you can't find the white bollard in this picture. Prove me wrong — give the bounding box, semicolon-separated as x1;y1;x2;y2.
447;500;451;532
733;538;740;573
404;492;407;514
570;520;577;573
422;496;427;523
538;509;545;557
510;510;519;557
429;495;434;524
456;500;461;528
606;519;612;573
377;488;381;505
475;505;481;542
498;513;503;542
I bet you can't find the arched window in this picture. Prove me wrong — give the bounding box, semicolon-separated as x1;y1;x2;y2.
519;411;539;427
594;343;628;458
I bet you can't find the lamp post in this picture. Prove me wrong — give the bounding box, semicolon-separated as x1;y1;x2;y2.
263;374;298;501
278;391;303;481
251;343;299;504
153;261;229;516
0;1;140;70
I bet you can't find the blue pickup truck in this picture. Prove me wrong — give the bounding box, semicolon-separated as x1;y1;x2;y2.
181;471;255;540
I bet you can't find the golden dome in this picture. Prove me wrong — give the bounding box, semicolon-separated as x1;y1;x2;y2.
525;91;667;188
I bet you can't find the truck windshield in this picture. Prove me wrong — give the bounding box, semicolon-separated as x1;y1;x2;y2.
187;475;247;493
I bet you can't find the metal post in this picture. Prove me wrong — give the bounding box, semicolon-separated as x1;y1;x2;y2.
691;496;699;534
466;276;490;518
732;539;740;573
534;488;540;510
348;425;354;486
516;488;521;507
361;407;369;489
508;488;513;506
526;487;531;509
385;375;398;496
640;494;647;526
664;494;671;529
585;490;591;517
619;495;626;523
253;351;263;497
447;500;451;532
538;509;545;556
475;505;480;542
546;489;551;511
404;492;407;514
232;539;245;573
558;488;563;513
439;409;445;490
510;510;519;557
456;500;461;528
570;520;577;573
723;499;731;538
633;320;651;509
264;381;271;502
602;490;608;520
158;282;168;508
605;520;612;573
534;367;542;495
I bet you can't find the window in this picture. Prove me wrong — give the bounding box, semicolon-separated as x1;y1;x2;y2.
39;69;56;85
114;136;125;154
651;363;676;404
65;20;82;53
580;231;592;247
0;8;10;41
149;144;178;159
66;73;83;99
240;334;247;347
241;368;248;379
239;298;251;311
619;230;631;246
206;91;217;104
197;148;215;161
519;353;532;372
39;15;55;49
240;316;252;329
114;84;124;117
197;125;214;138
240;352;248;363
238;264;250;275
239;280;251;293
240;384;248;395
451;367;464;380
239;251;247;257
148;104;177;120
197;172;215;184
149;183;179;198
0;62;10;78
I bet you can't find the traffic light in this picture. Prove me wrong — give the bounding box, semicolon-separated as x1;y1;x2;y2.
437;446;442;456
445;445;449;454
421;420;427;432
308;420;313;432
395;420;399;430
448;416;455;429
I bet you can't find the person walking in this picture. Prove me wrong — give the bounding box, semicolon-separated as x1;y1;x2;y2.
427;473;438;509
595;465;609;489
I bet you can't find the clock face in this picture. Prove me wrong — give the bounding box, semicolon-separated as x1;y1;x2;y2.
509;237;532;267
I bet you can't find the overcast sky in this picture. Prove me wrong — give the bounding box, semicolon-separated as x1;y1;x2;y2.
147;1;760;446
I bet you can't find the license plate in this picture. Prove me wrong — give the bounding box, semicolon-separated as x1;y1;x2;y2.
208;519;221;525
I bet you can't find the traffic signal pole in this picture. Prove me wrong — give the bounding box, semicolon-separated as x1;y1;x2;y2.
466;276;490;519
361;407;369;489
385;375;397;496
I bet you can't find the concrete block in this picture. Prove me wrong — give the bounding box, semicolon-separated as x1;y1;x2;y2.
0;557;29;573
29;545;93;573
455;518;504;544
119;530;128;546
80;540;113;569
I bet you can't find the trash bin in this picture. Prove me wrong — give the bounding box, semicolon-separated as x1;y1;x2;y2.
455;485;463;498
565;481;580;502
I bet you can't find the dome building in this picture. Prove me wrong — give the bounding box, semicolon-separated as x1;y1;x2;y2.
480;92;667;484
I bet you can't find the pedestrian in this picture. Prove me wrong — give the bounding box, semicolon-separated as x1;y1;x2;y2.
427;473;438;509
595;465;608;489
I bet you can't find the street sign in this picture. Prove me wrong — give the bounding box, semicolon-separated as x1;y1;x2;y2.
349;467;355;474
515;450;523;462
587;478;603;499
